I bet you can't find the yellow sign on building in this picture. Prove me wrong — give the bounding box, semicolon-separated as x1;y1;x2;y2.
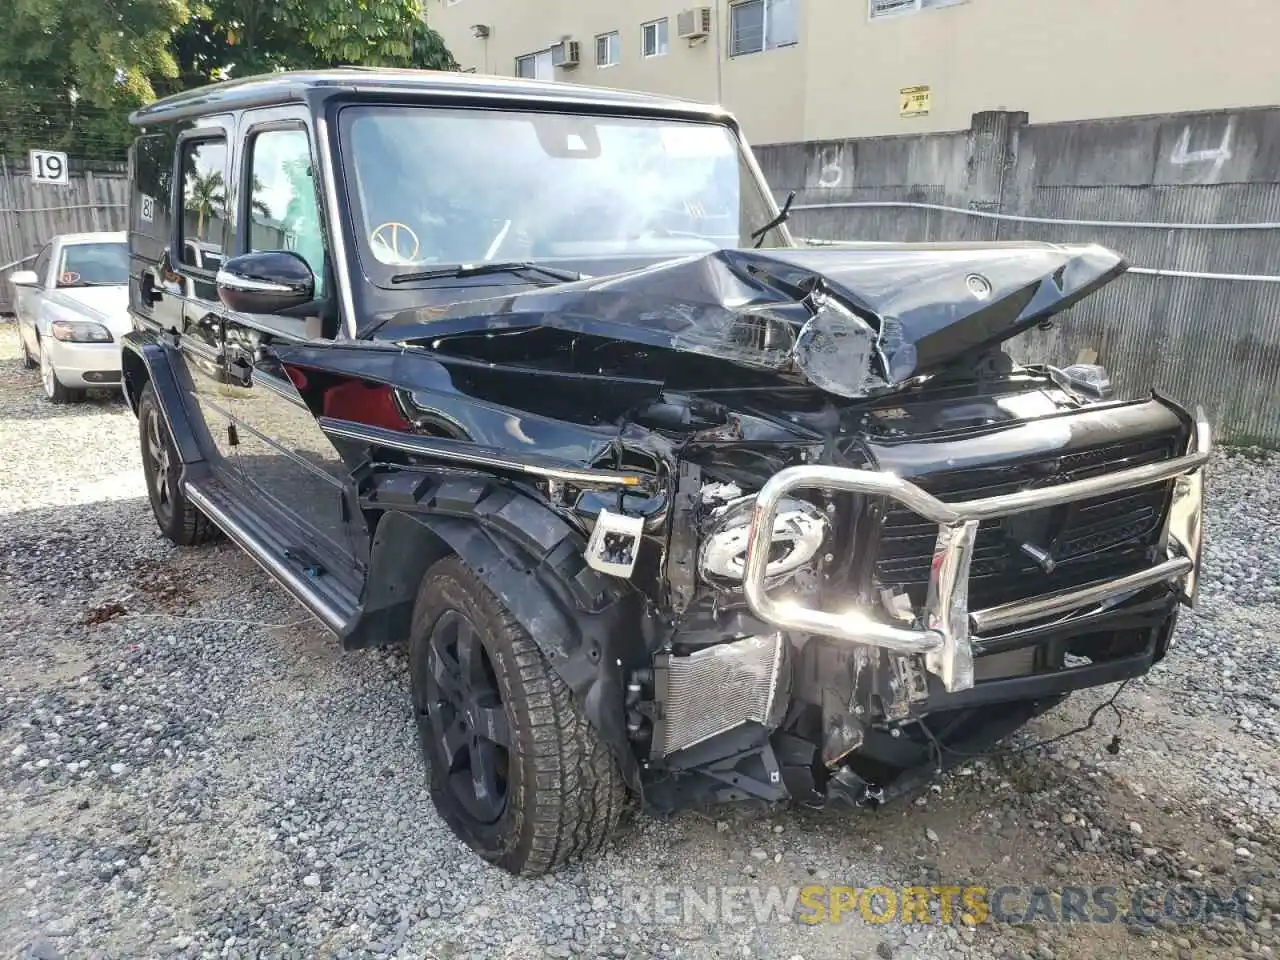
900;85;931;118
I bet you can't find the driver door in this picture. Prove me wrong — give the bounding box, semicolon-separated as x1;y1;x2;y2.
223;109;363;581
15;244;52;357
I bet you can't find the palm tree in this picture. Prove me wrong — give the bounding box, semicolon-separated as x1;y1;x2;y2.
248;175;273;221
188;170;225;240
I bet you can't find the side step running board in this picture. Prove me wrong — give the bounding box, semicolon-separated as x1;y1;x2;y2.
185;481;352;634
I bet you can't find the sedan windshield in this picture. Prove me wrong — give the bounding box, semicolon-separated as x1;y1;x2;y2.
58;242;128;287
339;105;786;280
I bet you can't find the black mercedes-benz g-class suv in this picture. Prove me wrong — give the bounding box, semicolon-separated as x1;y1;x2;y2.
121;68;1209;876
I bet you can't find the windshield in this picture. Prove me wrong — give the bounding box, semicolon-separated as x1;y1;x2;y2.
58;242;128;287
338;105;785;281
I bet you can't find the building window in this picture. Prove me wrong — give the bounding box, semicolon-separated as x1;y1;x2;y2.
642;19;669;58
515;50;554;79
596;31;620;67
729;0;797;57
869;0;966;19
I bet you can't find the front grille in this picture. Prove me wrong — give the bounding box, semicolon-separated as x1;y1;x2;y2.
874;433;1180;614
655;635;788;757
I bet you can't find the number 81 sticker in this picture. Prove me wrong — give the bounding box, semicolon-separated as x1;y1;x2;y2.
140;195;155;223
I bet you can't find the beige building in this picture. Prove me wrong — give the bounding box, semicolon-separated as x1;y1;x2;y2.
430;0;1280;145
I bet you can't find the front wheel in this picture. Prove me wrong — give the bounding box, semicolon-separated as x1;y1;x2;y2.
409;556;627;876
39;338;85;404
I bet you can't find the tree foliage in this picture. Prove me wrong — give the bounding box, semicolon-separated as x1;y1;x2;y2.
0;0;191;156
0;0;457;159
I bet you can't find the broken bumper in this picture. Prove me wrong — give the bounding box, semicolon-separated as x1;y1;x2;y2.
740;405;1211;694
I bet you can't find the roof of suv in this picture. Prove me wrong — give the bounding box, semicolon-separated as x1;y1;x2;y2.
130;67;729;126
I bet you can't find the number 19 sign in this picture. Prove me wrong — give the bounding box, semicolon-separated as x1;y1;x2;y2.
29;149;70;186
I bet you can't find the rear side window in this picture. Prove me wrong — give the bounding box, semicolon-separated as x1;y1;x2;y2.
130;133;175;241
178;138;228;270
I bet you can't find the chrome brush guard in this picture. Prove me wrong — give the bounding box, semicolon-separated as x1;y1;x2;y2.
740;407;1212;693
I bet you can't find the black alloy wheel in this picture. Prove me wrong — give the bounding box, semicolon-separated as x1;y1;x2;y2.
409;556;627;875
424;609;511;825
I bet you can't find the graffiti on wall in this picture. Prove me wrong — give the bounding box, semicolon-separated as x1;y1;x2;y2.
1168;116;1236;183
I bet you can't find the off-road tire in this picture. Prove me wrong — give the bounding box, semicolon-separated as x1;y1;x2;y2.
409;555;627;876
138;380;220;546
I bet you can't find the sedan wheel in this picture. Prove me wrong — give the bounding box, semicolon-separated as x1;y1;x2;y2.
39;339;84;404
19;335;37;370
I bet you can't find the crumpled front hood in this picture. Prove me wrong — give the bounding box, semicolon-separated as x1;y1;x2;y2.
388;242;1126;398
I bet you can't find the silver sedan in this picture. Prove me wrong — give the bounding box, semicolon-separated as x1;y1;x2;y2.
9;231;131;404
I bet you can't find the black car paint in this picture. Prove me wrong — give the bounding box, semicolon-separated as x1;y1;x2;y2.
121;69;1193;813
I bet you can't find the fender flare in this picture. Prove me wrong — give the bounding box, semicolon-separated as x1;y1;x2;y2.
120;331;206;465
348;500;647;793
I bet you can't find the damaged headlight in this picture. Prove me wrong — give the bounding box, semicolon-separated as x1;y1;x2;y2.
698;495;830;583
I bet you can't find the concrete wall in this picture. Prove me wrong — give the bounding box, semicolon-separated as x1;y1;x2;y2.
430;0;1280;145
756;106;1280;445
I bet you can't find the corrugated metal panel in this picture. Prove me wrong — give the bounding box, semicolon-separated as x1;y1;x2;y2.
0;157;128;313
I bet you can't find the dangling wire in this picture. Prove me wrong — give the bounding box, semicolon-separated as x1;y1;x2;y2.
915;679;1131;763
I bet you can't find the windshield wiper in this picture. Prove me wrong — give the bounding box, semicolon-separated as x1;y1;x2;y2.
390;261;585;285
750;190;796;248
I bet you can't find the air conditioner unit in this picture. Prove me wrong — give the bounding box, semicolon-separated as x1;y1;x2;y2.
677;7;713;39
550;39;581;68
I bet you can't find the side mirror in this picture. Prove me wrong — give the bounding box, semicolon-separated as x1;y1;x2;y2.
10;270;39;287
216;251;315;315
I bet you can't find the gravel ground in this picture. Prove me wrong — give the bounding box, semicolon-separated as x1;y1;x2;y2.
1;317;1278;960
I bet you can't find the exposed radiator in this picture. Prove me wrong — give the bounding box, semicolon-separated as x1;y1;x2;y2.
654;635;790;758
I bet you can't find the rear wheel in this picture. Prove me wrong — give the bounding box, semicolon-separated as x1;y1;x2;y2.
138;381;219;546
39;338;85;404
409;556;627;876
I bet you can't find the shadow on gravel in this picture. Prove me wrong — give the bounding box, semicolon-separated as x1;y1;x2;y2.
0;390;128;423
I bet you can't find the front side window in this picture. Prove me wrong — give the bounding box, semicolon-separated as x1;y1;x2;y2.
246;128;326;296
178;138;227;270
596;32;620;67
33;245;51;285
57;242;128;287
730;0;798;56
340;105;784;280
642;19;670;57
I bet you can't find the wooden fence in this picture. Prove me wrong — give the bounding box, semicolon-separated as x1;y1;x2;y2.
0;155;128;313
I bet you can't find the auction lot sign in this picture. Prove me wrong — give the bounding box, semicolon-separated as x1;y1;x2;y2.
29;149;70;186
